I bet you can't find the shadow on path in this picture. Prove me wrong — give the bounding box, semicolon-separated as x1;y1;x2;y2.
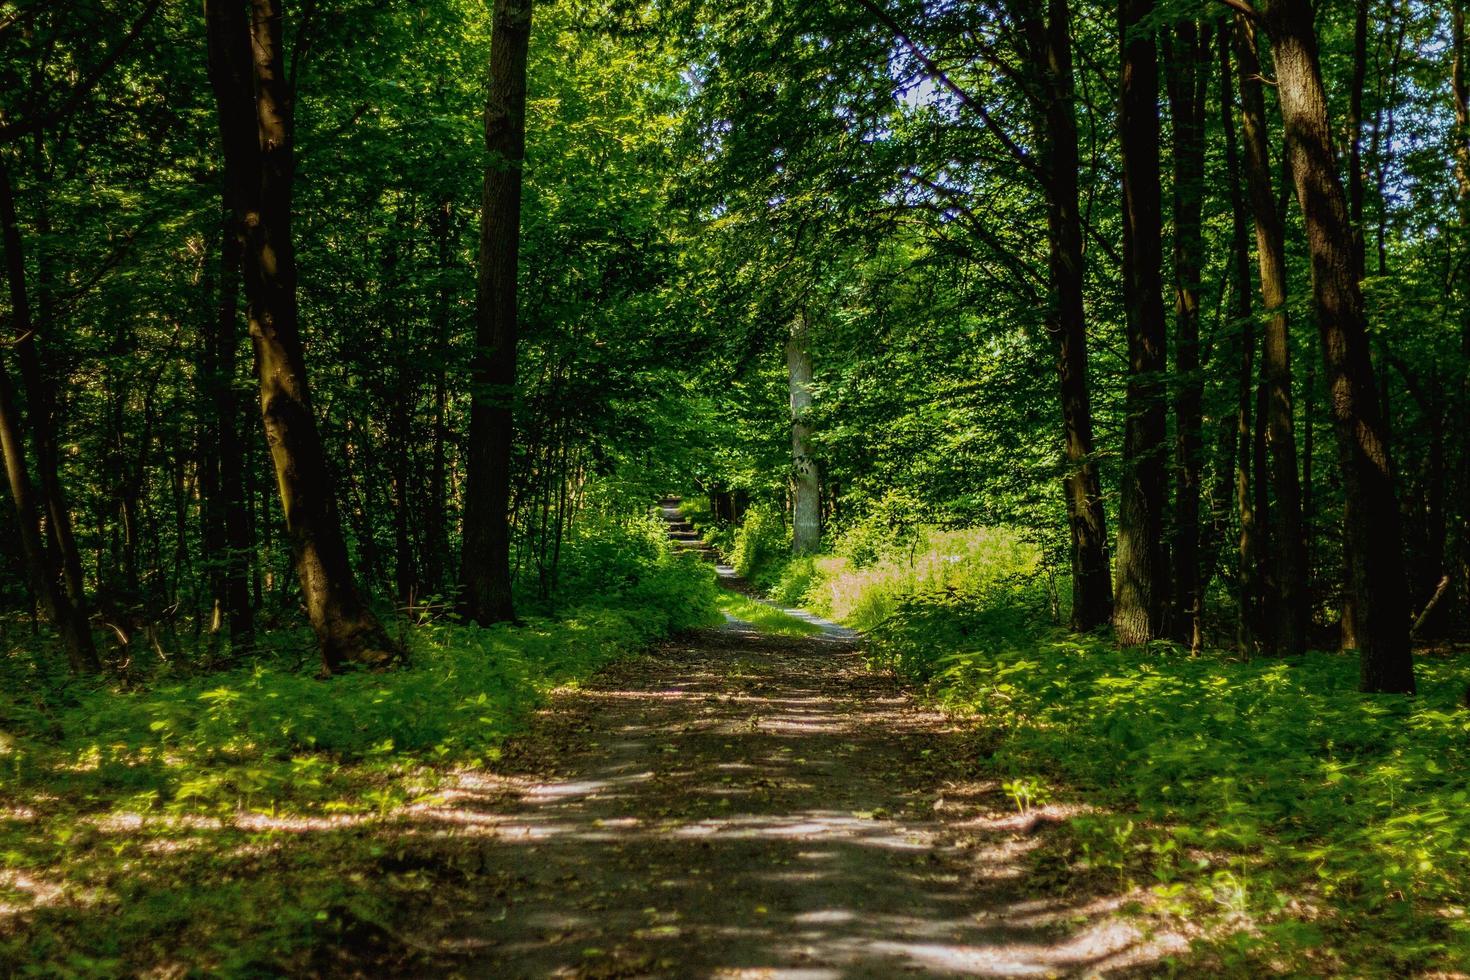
388;614;1184;977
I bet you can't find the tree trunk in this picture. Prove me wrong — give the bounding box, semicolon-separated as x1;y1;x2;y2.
0;159;90;624
787;309;820;556
1259;0;1413;693
1022;0;1113;632
1452;0;1470;617
460;0;532;626
0;158;96;670
423;198;453;597
1210;26;1263;653
1236;17;1308;655
1113;0;1169;646
207;0;395;672
202;202;255;651
1164;20;1211;652
0;358;98;672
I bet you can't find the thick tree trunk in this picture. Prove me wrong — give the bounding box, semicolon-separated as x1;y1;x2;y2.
1113;0;1169;646
1164;20;1211;652
1022;0;1112;632
460;0;532;625
1236;18;1308;655
208;0;395;672
787;309;820;556
1259;0;1413;693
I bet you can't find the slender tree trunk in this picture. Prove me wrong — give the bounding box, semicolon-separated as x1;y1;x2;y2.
1236;17;1308;655
1165;20;1211;652
0;358;98;672
1451;0;1470;615
207;0;395;672
787;309;820;556
1113;0;1169;645
423;199;453;597
1259;0;1413;693
1348;0;1368;274
1205;27;1259;652
0;159;90;624
1022;0;1113;631
202;213;255;650
460;0;532;625
0;159;94;675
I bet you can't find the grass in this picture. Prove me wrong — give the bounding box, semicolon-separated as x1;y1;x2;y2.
0;534;721;976
714;589;827;638
867;590;1470;975
693;498;1470;973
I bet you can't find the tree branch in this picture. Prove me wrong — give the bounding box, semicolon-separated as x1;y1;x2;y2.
0;0;164;144
853;0;1049;190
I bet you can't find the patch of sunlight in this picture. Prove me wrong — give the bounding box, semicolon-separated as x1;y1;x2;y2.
715;591;827;638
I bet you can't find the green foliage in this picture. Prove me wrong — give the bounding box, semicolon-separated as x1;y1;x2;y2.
0;527;718;975
713;590;825;638
884;613;1470;974
728;503;791;586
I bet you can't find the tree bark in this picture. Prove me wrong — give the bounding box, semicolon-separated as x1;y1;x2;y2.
460;0;532;626
1113;0;1169;646
1452;0;1470;617
787;309;820;556
1211;26;1264;653
0;157;96;671
1164;20;1211;652
1258;0;1413;693
1236;17;1308;655
207;0;395;672
0;358;98;672
1020;0;1113;632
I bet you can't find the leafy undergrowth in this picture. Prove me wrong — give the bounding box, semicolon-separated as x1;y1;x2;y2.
870;601;1470;976
0;529;719;976
714;590;826;637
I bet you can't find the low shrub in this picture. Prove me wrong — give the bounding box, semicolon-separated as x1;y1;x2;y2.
919;634;1470;974
0;522;719;974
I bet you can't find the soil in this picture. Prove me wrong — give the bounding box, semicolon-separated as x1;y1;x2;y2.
364;599;1183;978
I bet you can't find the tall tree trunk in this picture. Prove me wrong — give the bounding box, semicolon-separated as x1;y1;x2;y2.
1258;0;1413;693
1164;20;1211;652
423;198;453;597
460;0;532;625
0;159;94;675
1236;17;1308;655
201;209;255;651
207;0;395;672
1113;0;1169;645
787;308;820;556
0;358;98;672
1208;26;1262;652
1451;0;1470;616
1348;0;1368;275
1021;0;1113;631
0;158;90;627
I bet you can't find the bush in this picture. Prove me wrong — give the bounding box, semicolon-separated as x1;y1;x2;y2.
940;639;1470;973
729;502;791;584
0;518;721;974
805;524;1047;633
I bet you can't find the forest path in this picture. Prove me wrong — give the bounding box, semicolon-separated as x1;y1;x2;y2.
381;511;1179;977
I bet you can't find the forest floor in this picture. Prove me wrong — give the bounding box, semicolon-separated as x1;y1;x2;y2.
351;580;1187;978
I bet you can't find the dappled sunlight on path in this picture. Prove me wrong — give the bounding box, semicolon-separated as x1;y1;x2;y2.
390;619;1185;977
